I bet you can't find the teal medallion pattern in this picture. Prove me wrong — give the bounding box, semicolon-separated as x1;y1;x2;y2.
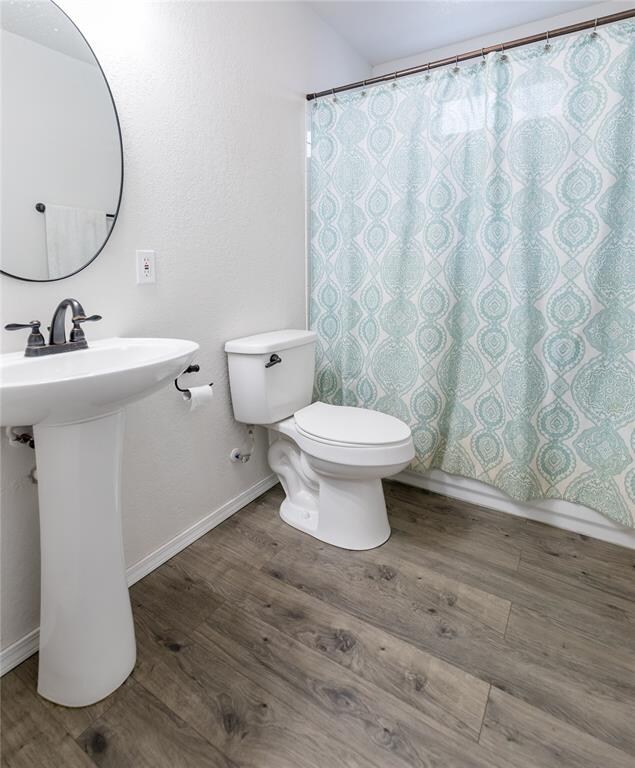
309;23;635;526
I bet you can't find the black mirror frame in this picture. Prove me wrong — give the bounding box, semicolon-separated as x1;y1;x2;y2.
1;0;124;283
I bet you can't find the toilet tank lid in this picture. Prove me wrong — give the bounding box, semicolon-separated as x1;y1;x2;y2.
225;329;317;354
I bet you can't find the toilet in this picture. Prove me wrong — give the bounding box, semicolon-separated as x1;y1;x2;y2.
225;329;414;550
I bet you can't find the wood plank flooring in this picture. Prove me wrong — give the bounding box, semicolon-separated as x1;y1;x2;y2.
2;481;634;768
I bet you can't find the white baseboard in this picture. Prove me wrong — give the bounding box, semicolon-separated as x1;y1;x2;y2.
0;629;40;678
125;473;277;585
396;469;635;550
0;473;278;677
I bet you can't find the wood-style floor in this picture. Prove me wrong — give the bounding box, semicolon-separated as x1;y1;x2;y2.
2;482;634;768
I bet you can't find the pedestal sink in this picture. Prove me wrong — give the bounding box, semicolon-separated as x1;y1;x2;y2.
0;337;198;706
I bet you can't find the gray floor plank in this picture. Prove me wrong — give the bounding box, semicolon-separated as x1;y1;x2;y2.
2;481;633;767
132;602;384;768
262;538;635;754
385;524;635;647
129;559;224;633
226;563;491;740
77;679;236;768
480;687;635;768
385;482;524;570
518;543;635;602
505;604;635;688
12;655;133;740
0;671;97;768
197;603;517;768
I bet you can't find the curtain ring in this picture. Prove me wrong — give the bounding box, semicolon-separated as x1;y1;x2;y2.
331;87;337;103
591;17;599;38
425;62;431;81
452;55;460;74
361;79;367;97
392;70;399;88
544;29;552;52
481;47;486;66
499;42;507;62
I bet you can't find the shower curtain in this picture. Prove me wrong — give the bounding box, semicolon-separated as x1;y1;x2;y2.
309;21;634;527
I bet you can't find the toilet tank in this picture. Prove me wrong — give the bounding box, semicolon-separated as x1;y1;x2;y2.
225;329;317;424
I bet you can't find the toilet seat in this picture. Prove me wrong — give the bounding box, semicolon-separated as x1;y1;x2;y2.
295;402;411;446
275;402;414;468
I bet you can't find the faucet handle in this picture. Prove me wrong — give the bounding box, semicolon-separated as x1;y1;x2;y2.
70;314;102;344
71;314;102;324
5;320;42;331
4;321;46;352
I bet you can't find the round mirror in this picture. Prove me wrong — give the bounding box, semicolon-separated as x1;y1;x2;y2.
1;0;122;282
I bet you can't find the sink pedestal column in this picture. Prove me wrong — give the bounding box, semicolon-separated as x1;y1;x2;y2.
33;409;136;707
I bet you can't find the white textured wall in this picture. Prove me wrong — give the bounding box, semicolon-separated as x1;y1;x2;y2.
0;0;369;653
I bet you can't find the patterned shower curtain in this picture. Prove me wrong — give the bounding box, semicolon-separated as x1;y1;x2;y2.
309;21;634;527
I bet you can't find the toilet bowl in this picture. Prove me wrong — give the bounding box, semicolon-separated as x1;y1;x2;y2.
269;401;414;549
225;330;414;550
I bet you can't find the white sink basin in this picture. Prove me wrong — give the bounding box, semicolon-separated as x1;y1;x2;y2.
0;337;198;707
1;337;199;425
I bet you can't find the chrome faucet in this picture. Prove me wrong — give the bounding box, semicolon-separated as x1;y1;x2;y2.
5;298;102;357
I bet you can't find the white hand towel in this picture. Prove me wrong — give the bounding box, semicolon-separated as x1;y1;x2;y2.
45;204;108;279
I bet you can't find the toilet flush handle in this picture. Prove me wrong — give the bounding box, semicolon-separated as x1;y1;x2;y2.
265;354;282;368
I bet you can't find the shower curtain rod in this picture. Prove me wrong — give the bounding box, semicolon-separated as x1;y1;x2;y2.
306;8;635;101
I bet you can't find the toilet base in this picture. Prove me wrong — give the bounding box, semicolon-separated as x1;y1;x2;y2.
279;476;391;550
268;435;404;550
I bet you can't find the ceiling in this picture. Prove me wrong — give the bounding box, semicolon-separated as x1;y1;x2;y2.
309;1;604;65
1;0;96;65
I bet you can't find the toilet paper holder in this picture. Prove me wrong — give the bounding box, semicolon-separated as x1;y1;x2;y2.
174;364;213;396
